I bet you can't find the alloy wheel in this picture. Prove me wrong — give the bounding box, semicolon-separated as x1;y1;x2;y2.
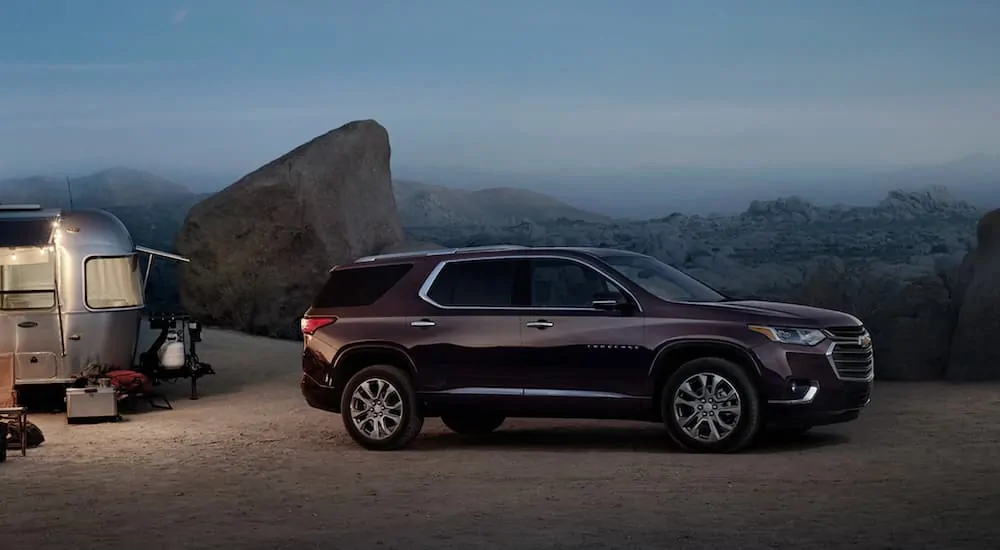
349;377;404;440
672;372;743;443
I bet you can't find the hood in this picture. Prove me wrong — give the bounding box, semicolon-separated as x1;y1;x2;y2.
683;299;862;328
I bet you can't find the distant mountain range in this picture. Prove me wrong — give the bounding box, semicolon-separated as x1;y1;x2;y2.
0;167;612;226
396;154;1000;218
4;154;999;224
0;166;194;208
393;180;609;226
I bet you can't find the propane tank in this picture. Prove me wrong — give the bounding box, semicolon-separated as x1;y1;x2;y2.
157;331;186;370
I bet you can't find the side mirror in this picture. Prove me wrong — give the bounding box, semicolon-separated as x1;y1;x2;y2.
591;291;629;312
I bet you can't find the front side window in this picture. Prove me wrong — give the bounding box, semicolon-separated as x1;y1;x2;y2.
85;255;143;309
426;259;519;307
601;254;727;303
528;258;621;308
0;247;56;310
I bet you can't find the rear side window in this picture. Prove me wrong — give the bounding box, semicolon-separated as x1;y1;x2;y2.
313;263;413;308
426;259;518;307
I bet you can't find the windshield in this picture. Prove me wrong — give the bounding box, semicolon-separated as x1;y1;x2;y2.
601;254;728;303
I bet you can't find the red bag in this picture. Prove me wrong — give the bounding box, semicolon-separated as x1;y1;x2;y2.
105;370;153;395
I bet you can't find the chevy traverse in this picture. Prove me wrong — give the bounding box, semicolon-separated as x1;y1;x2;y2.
300;245;873;453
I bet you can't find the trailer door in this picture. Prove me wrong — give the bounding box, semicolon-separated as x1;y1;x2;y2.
1;245;62;383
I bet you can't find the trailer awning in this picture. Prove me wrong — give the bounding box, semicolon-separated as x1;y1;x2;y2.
136;245;190;292
136;245;190;263
0;219;55;247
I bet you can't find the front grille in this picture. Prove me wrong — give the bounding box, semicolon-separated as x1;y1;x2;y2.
825;325;866;339
824;326;875;381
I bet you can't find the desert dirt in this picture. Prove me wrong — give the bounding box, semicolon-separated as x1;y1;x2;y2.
1;328;999;550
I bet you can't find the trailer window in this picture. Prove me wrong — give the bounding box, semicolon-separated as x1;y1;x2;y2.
0;247;56;310
85;255;142;309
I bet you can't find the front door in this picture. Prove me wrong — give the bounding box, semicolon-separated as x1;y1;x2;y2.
406;258;525;411
518;257;649;417
1;247;63;383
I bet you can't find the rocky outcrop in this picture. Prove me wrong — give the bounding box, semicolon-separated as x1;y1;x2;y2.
947;208;1000;380
174;119;403;338
865;274;957;380
876;185;981;220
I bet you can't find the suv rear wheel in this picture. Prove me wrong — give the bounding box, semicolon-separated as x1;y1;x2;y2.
340;365;424;451
660;357;761;453
441;413;506;435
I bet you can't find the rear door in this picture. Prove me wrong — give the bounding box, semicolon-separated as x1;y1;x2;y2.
406;258;526;407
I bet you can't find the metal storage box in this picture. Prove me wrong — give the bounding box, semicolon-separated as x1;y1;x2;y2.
65;386;118;423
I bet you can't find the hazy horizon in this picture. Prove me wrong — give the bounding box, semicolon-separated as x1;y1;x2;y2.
4;153;999;219
2;1;999;180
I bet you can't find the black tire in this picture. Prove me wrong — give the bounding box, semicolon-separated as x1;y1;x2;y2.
660;357;761;453
340;364;424;451
441;413;505;435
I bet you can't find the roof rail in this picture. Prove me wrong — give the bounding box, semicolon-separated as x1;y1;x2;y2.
353;244;529;263
0;204;43;211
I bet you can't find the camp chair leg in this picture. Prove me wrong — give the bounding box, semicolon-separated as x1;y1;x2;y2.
147;392;173;410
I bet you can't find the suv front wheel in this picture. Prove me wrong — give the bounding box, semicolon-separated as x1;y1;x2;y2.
340;365;424;451
660;357;761;453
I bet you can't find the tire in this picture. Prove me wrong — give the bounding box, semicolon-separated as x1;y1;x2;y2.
660;357;761;453
340;364;424;451
441;413;505;435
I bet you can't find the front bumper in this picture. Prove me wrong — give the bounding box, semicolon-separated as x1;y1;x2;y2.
754;339;873;427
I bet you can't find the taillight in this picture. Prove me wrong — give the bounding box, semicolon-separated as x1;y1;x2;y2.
301;316;336;336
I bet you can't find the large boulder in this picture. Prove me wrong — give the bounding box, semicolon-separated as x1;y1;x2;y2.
174;119;404;338
947;208;1000;380
864;274;956;380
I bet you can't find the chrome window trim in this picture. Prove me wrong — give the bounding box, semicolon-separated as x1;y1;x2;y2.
417;254;644;313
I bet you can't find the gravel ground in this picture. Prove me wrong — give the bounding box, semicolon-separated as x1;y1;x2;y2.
1;328;998;550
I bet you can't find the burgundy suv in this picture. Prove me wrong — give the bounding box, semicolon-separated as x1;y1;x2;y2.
300;245;873;453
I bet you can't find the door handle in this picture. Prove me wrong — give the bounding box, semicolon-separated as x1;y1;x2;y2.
525;320;554;329
17;321;38;328
68;334;81;341
410;319;436;328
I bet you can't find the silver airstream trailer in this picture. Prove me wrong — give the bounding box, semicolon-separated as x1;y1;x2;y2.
0;204;187;388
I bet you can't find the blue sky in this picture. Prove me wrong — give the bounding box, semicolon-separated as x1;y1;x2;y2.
1;0;998;178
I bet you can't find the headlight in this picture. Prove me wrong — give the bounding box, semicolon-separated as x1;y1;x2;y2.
747;325;826;346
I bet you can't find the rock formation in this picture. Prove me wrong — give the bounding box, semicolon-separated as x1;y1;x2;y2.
174;119;403;338
947;208;1000;380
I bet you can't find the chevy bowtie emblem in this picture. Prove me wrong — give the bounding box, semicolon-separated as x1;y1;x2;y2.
859;334;872;347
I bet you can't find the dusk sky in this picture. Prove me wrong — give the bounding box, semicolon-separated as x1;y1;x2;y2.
1;0;998;178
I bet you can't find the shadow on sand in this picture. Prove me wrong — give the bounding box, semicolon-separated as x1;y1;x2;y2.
412;425;850;454
14;372;245;417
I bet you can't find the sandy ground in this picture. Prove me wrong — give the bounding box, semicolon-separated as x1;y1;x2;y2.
1;328;999;550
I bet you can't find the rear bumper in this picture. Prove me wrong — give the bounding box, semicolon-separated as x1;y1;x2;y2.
300;373;341;413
